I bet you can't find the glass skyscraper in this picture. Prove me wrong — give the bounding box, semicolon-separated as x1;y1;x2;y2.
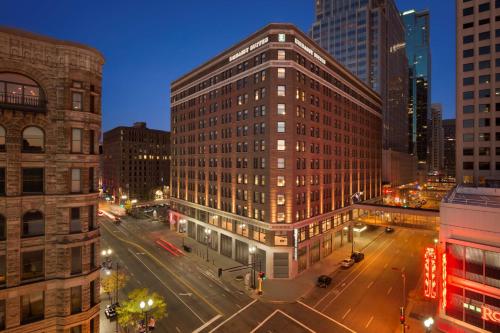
311;0;412;185
401;9;431;168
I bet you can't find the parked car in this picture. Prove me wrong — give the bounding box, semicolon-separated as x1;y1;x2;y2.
385;226;394;233
316;275;332;288
351;251;365;263
105;303;119;319
341;258;355;268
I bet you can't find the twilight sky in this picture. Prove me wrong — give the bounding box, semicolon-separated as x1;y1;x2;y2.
0;0;455;132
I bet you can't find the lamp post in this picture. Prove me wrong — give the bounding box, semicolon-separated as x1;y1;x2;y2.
139;298;154;333
249;246;256;289
204;229;211;262
392;267;406;333
423;317;434;333
101;248;112;269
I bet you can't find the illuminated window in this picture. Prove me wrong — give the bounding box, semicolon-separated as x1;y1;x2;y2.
71;128;82;153
277;194;285;205
72;92;82;110
277;212;285;222
71;168;81;193
277;50;286;60
277;85;285;96
277;176;285;187
277;140;286;151
22;126;44;152
277;158;285;169
277;122;285;133
277;103;286;115
277;68;286;79
278;33;286;42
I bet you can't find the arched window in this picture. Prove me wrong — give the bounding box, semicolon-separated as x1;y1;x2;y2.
0;126;5;152
22;210;44;237
0;214;5;240
0;73;43;107
22;126;44;153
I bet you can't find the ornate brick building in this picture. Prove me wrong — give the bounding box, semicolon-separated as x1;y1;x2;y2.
0;27;103;332
170;24;382;279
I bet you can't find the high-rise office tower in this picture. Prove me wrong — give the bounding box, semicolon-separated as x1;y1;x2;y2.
442;119;456;178
401;9;431;171
170;23;382;278
311;0;413;185
430;103;444;173
456;0;500;185
0;27;103;332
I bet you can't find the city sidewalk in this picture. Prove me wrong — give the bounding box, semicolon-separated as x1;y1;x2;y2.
157;227;385;303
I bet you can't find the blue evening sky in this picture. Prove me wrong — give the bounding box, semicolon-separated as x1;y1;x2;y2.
0;0;455;132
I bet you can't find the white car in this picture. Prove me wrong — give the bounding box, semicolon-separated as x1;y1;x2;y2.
341;258;355;268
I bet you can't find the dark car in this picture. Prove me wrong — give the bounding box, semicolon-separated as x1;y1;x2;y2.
104;303;119;319
317;275;332;288
351;251;365;263
385;226;394;233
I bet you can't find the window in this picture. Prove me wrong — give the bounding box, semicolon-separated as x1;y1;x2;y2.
71;325;82;333
277;85;285;96
277;158;285;169
0;255;4;286
463;77;474;85
463;63;474;71
463;162;474;169
89;167;95;192
463;91;474;100
278;33;286;42
70;286;82;314
277;50;286;60
277;212;285;223
72;92;82;110
277;68;286;79
277;104;286;115
277;176;285;187
479;104;490;112
479;162;490;170
0;168;4;196
479;31;491;40
21;250;44;280
463;49;474;58
479;147;490;155
463;7;473;16
22;168;43;194
22;126;44;152
479;60;490;69
463;22;474;29
277;122;285;133
21;291;44;324
463;105;474;113
463;148;474;156
0;299;4;330
71;247;82;275
0;126;5;152
277;194;285;205
23;210;44;237
277;140;286;151
71;128;82;153
479;46;491;55
71;168;81;193
70;207;81;233
479;18;490;25
479;118;490;127
479;133;491;141
90;279;97;306
89;130;95;154
479;89;490;98
479;2;490;12
463;119;474;128
479;75;490;84
463;133;474;142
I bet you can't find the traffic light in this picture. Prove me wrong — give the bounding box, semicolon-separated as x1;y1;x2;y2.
218;268;222;278
400;307;405;324
258;272;266;280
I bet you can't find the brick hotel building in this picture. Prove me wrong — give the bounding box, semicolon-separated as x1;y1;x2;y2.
170;24;382;278
0;27;102;332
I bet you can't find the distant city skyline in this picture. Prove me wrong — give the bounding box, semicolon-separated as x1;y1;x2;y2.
0;0;455;131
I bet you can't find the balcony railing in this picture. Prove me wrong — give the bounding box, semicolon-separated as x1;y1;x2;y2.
0;92;47;111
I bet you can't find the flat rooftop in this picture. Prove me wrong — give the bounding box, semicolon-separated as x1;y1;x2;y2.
444;185;500;209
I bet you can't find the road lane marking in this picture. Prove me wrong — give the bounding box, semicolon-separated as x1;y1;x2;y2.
130;252;205;323
387;287;392;295
208;299;258;333
101;222;223;315
192;314;222;333
176;327;181;333
321;238;396;311
367;281;374;289
342;308;351;319
365;316;374;329
297;301;356;333
250;310;316;333
313;236;393;308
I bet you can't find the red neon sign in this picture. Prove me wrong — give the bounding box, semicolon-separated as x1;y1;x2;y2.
424;247;437;299
442;253;447;310
482;306;500;323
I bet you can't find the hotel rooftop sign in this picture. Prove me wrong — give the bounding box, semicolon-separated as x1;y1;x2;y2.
229;37;269;62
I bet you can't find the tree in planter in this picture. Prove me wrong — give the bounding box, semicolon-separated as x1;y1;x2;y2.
116;288;167;330
101;271;129;303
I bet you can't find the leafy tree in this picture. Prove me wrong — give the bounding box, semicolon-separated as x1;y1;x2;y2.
116;288;167;329
101;271;129;302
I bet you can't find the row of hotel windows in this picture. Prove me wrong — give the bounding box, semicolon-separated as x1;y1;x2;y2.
0;284;98;330
462;1;500;17
463;161;500;170
0;126;96;154
0;167;95;195
463;118;500;127
463;88;500;99
462;59;500;72
463;132;500;141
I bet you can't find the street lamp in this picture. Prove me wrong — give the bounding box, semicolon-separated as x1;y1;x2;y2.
249;246;256;289
392;267;407;332
139;298;154;333
204;229;212;262
423;317;434;332
101;248;112;269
